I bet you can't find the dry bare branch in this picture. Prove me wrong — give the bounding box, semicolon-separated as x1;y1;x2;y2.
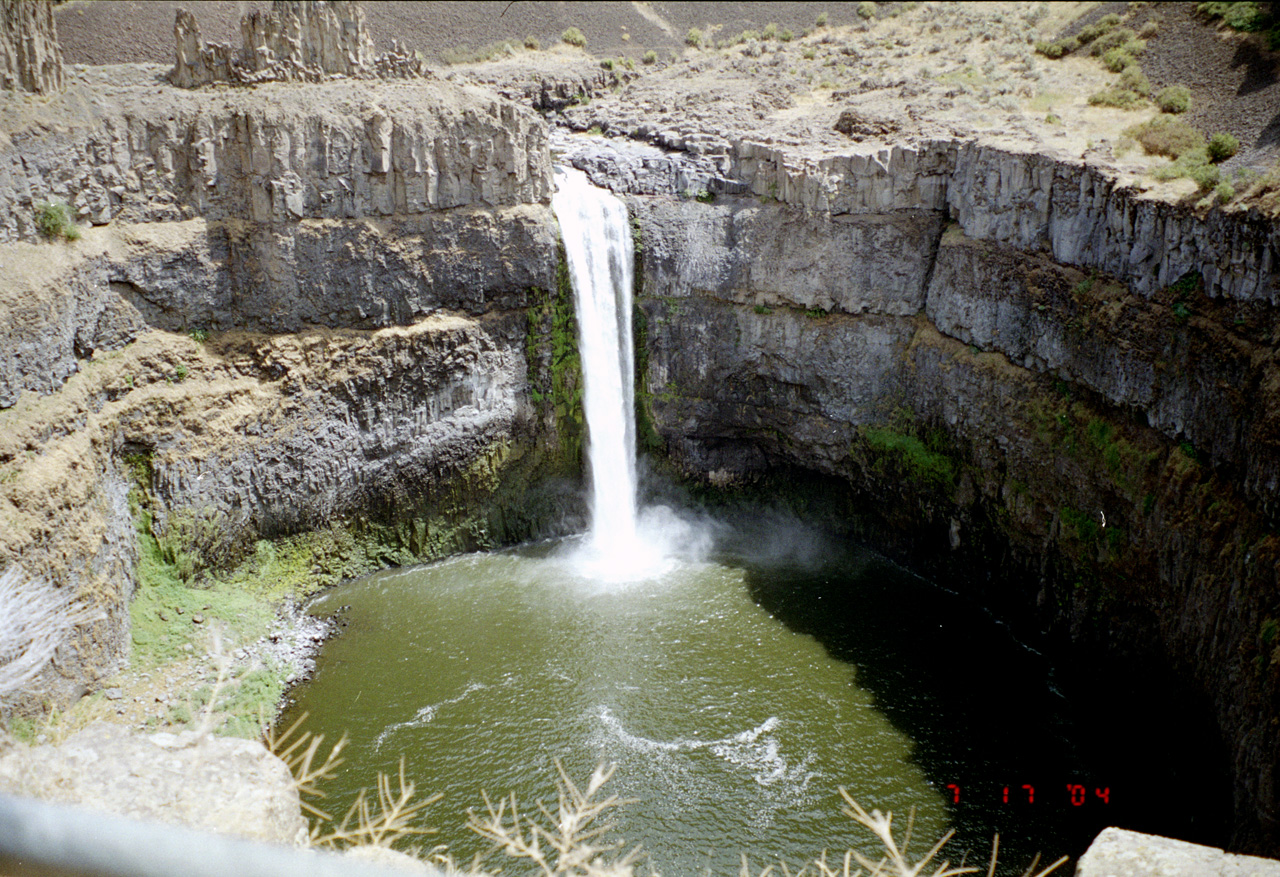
840;790;978;877
468;760;642;877
314;758;441;849
264;710;348;820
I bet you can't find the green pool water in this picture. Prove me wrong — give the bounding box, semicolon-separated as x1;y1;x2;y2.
283;527;1105;874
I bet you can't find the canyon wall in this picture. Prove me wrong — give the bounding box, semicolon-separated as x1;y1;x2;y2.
569;137;1280;854
3;54;1278;855
1;0;63;95
0;74;547;243
0;74;570;714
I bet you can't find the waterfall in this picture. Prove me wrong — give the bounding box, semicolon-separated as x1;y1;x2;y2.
551;168;641;571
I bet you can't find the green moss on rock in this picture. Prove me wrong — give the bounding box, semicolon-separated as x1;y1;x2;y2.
860;423;958;493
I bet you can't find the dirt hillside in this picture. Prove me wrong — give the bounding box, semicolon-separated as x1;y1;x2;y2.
53;1;1279;186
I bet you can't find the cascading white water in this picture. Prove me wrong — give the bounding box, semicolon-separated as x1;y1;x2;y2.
551;167;713;581
551;168;642;572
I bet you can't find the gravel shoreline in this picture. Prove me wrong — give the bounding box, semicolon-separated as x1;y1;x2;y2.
76;597;336;740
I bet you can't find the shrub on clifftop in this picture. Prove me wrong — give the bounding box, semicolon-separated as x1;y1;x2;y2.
561;26;586;48
1125;115;1204;158
1207;132;1240;162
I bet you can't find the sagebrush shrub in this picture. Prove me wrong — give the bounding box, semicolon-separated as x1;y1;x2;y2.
1126;115;1204;157
1088;87;1145;109
35;200;81;241
1207;132;1240;162
1035;35;1080;58
1091;27;1141;55
1102;47;1136;71
1119;64;1151;95
1155;84;1191;113
1078;13;1123;44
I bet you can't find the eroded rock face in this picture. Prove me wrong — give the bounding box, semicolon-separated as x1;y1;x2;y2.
146;313;539;546
1;0;63;95
2;53;1279;855
0;304;571;710
596;137;1280;853
636;198;941;316
170;0;427;88
0;72;551;242
0;207;558;409
0;71;566;717
459;57;641;113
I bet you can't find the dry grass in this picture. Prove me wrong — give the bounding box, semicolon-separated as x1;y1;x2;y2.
314;759;442;850
264;710;348;821
1241;161;1280;214
267;712;441;853
468;761;642;877
0;566;103;697
267;741;1070;877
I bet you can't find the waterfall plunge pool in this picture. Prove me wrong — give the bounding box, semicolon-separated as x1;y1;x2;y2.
279;164;1211;873
281;517;1118;875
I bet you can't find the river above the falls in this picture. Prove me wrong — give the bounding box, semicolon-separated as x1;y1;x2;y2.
282;521;1116;875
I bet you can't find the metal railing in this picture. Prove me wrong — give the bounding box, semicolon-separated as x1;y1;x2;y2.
0;794;446;877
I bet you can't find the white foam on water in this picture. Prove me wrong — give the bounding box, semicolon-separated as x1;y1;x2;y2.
374;681;488;751
592;706;818;826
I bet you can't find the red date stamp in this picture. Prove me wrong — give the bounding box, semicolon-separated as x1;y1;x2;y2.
944;784;1111;806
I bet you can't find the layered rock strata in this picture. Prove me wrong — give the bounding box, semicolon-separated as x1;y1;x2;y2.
567;138;1280;854
170;0;428;89
0;72;549;243
3;52;1279;858
1;0;63;95
0;208;556;408
0;72;566;715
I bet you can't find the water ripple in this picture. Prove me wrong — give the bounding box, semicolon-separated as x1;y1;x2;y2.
373;682;488;752
593;706;817;826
